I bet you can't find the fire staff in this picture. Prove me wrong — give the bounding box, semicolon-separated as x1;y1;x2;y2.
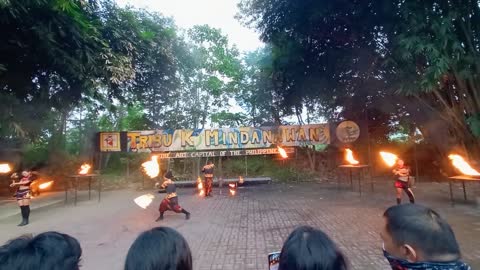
156;171;190;221
393;159;415;205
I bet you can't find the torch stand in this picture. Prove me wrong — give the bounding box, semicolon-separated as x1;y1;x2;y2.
66;174;101;206
338;165;369;196
448;175;480;206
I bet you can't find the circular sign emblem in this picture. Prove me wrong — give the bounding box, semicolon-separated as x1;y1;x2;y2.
336;121;360;143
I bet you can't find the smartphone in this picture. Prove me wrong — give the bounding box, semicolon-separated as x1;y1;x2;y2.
268;251;281;270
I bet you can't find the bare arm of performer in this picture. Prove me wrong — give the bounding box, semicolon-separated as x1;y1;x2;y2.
161;179;172;189
10;179;30;187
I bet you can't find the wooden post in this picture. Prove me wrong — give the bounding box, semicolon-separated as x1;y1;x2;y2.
245;156;248;176
126;158;130;180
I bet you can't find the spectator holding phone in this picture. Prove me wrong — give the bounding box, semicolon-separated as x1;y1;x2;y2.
277;226;348;270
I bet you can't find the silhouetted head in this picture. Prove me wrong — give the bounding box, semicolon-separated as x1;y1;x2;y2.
164;171;174;180
125;227;192;270
0;231;82;270
382;204;461;263
278;226;348;270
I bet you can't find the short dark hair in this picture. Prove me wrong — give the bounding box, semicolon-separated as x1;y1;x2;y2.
207;160;213;165
164;170;174;179
383;204;460;259
0;231;82;270
279;226;348;270
125;227;192;270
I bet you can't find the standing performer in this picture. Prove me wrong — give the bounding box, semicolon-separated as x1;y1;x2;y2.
156;171;190;221
393;159;415;205
10;171;33;226
201;161;214;197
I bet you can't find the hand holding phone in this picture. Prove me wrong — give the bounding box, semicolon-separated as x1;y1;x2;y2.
268;251;281;270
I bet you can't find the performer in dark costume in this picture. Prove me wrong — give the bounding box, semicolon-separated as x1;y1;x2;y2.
10;171;33;226
393;159;415;205
201;161;214;197
156;171;190;221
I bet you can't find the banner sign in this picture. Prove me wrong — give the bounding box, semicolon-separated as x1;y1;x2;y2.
148;147;295;159
98;124;330;153
97;121;364;154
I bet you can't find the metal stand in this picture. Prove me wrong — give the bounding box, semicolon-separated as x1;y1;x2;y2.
338;165;369;196
448;175;480;206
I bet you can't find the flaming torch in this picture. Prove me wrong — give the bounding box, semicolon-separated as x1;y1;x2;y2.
142;156;160;178
197;177;205;196
134;194;155;209
0;163;12;174
380;152;398;167
39;181;54;190
345;148;359;165
277;146;288;159
238;176;244;185
79;163;91;175
229;182;237;196
448;154;480;176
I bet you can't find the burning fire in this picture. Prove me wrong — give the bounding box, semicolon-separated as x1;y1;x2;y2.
39;181;54;190
79;163;91;175
229;183;237;196
142;156;160;178
345;148;359;165
196;177;204;196
448;154;480;176
0;164;11;174
278;146;288;159
380;152;398;167
134;194;155;209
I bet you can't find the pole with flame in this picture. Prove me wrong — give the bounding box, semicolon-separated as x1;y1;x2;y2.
142;156;160;178
448;154;480;176
380;152;398;167
0;163;12;174
344;148;359;165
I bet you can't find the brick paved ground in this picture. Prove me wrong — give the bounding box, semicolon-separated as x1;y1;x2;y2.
0;179;479;270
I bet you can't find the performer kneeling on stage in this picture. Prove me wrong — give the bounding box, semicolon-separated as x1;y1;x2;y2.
156;171;190;221
393;159;415;205
10;171;33;226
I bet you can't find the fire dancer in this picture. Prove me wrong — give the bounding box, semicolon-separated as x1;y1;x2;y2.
9;171;34;226
201;160;214;197
393;159;415;205
156;171;190;221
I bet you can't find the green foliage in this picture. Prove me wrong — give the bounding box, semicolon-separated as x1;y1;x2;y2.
467;114;480;138
23;142;49;168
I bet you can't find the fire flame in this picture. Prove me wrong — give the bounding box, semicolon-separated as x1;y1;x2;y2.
0;164;11;174
448;154;480;176
229;183;237;196
278;146;288;159
345;148;359;165
380;152;398;167
142;156;159;178
197;177;204;196
79;163;91;175
39;181;54;190
134;194;155;209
